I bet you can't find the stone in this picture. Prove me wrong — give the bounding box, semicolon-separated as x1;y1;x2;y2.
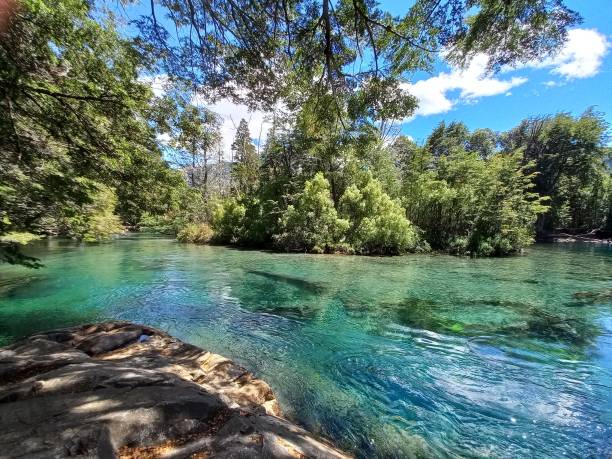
0;321;350;459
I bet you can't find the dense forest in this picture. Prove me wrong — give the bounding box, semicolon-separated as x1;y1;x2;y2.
1;0;610;265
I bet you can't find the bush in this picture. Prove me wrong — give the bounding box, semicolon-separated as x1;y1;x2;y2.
274;173;349;253
138;188;208;235
238;196;278;246
211;198;247;243
340;175;421;254
138;212;178;235
177;223;214;244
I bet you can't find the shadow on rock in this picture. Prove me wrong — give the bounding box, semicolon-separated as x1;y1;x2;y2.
0;322;350;458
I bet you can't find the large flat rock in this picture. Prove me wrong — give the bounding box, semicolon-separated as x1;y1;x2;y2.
0;322;350;459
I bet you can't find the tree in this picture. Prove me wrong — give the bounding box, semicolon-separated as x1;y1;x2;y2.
467;128;498;159
131;0;582;256
58;184;124;242
231;119;260;195
501;110;608;234
0;0;185;264
137;0;579;122
426;122;470;158
339;174;420;254
403;150;547;255
158;100;222;196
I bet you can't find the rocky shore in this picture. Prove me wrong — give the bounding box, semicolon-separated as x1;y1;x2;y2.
0;322;350;458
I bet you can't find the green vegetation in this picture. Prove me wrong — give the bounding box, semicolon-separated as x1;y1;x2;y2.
339;174;421;255
501;110;611;234
0;0;184;264
402;148;549;255
1;0;610;266
274;173;350;253
177;223;214;244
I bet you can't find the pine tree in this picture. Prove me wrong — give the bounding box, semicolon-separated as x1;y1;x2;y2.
231;119;260;195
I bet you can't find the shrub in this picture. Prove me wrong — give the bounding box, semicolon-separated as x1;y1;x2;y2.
340;175;421;254
211;198;247;243
404;151;548;255
138;212;178;235
177;223;214;244
62;184;123;242
274;173;349;253
138;188;209;235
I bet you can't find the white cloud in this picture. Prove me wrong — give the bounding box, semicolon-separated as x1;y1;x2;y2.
505;28;609;81
156;133;171;145
401;54;527;118
202;97;272;160
545;28;609;79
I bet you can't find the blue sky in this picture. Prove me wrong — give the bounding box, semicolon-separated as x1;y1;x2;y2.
388;0;612;143
116;1;611;150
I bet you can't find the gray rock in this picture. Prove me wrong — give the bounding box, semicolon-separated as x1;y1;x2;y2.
0;322;350;459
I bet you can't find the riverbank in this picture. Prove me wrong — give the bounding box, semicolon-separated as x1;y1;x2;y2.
539;232;612;244
0;322;349;458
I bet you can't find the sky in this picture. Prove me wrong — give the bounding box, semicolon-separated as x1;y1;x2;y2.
391;0;612;143
115;0;612;153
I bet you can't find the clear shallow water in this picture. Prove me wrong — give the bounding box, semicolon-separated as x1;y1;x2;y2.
1;235;611;458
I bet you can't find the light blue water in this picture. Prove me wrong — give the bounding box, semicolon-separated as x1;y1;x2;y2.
0;235;611;457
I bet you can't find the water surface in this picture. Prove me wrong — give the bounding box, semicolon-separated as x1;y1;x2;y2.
1;235;611;457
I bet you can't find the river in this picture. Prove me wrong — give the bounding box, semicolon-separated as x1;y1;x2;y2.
1;235;611;457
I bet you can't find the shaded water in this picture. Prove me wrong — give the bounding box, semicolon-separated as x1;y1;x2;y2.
1;235;611;457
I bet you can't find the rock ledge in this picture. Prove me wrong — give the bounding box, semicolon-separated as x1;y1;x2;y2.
0;321;350;458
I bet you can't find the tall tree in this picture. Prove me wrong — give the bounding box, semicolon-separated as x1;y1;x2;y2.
136;0;580;122
155;99;222;197
425;121;470;157
501;110;609;234
231;119;260;195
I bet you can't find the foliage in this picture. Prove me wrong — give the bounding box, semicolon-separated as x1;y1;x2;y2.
1;0;604;265
0;232;41;245
153;94;222;196
137;0;579;118
403;149;548;256
339;175;421;255
231;119;260;195
605;171;612;236
501;110;609;233
274;173;349;253
59;184;124;242
0;0;184;264
211;198;247;244
0;231;42;268
172;109;605;257
425;121;498;159
139;186;207;234
177;223;214;244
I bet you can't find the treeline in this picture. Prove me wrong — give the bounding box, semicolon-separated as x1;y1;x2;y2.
1;0;610;264
149;108;610;256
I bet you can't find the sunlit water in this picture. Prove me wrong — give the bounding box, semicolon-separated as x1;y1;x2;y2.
1;235;611;458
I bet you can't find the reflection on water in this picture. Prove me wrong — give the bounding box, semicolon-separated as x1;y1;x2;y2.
0;235;611;458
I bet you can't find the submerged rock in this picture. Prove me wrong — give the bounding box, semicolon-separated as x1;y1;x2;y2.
573;288;612;304
0;322;350;458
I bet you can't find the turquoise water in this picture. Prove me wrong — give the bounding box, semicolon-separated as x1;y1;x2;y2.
1;235;611;457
